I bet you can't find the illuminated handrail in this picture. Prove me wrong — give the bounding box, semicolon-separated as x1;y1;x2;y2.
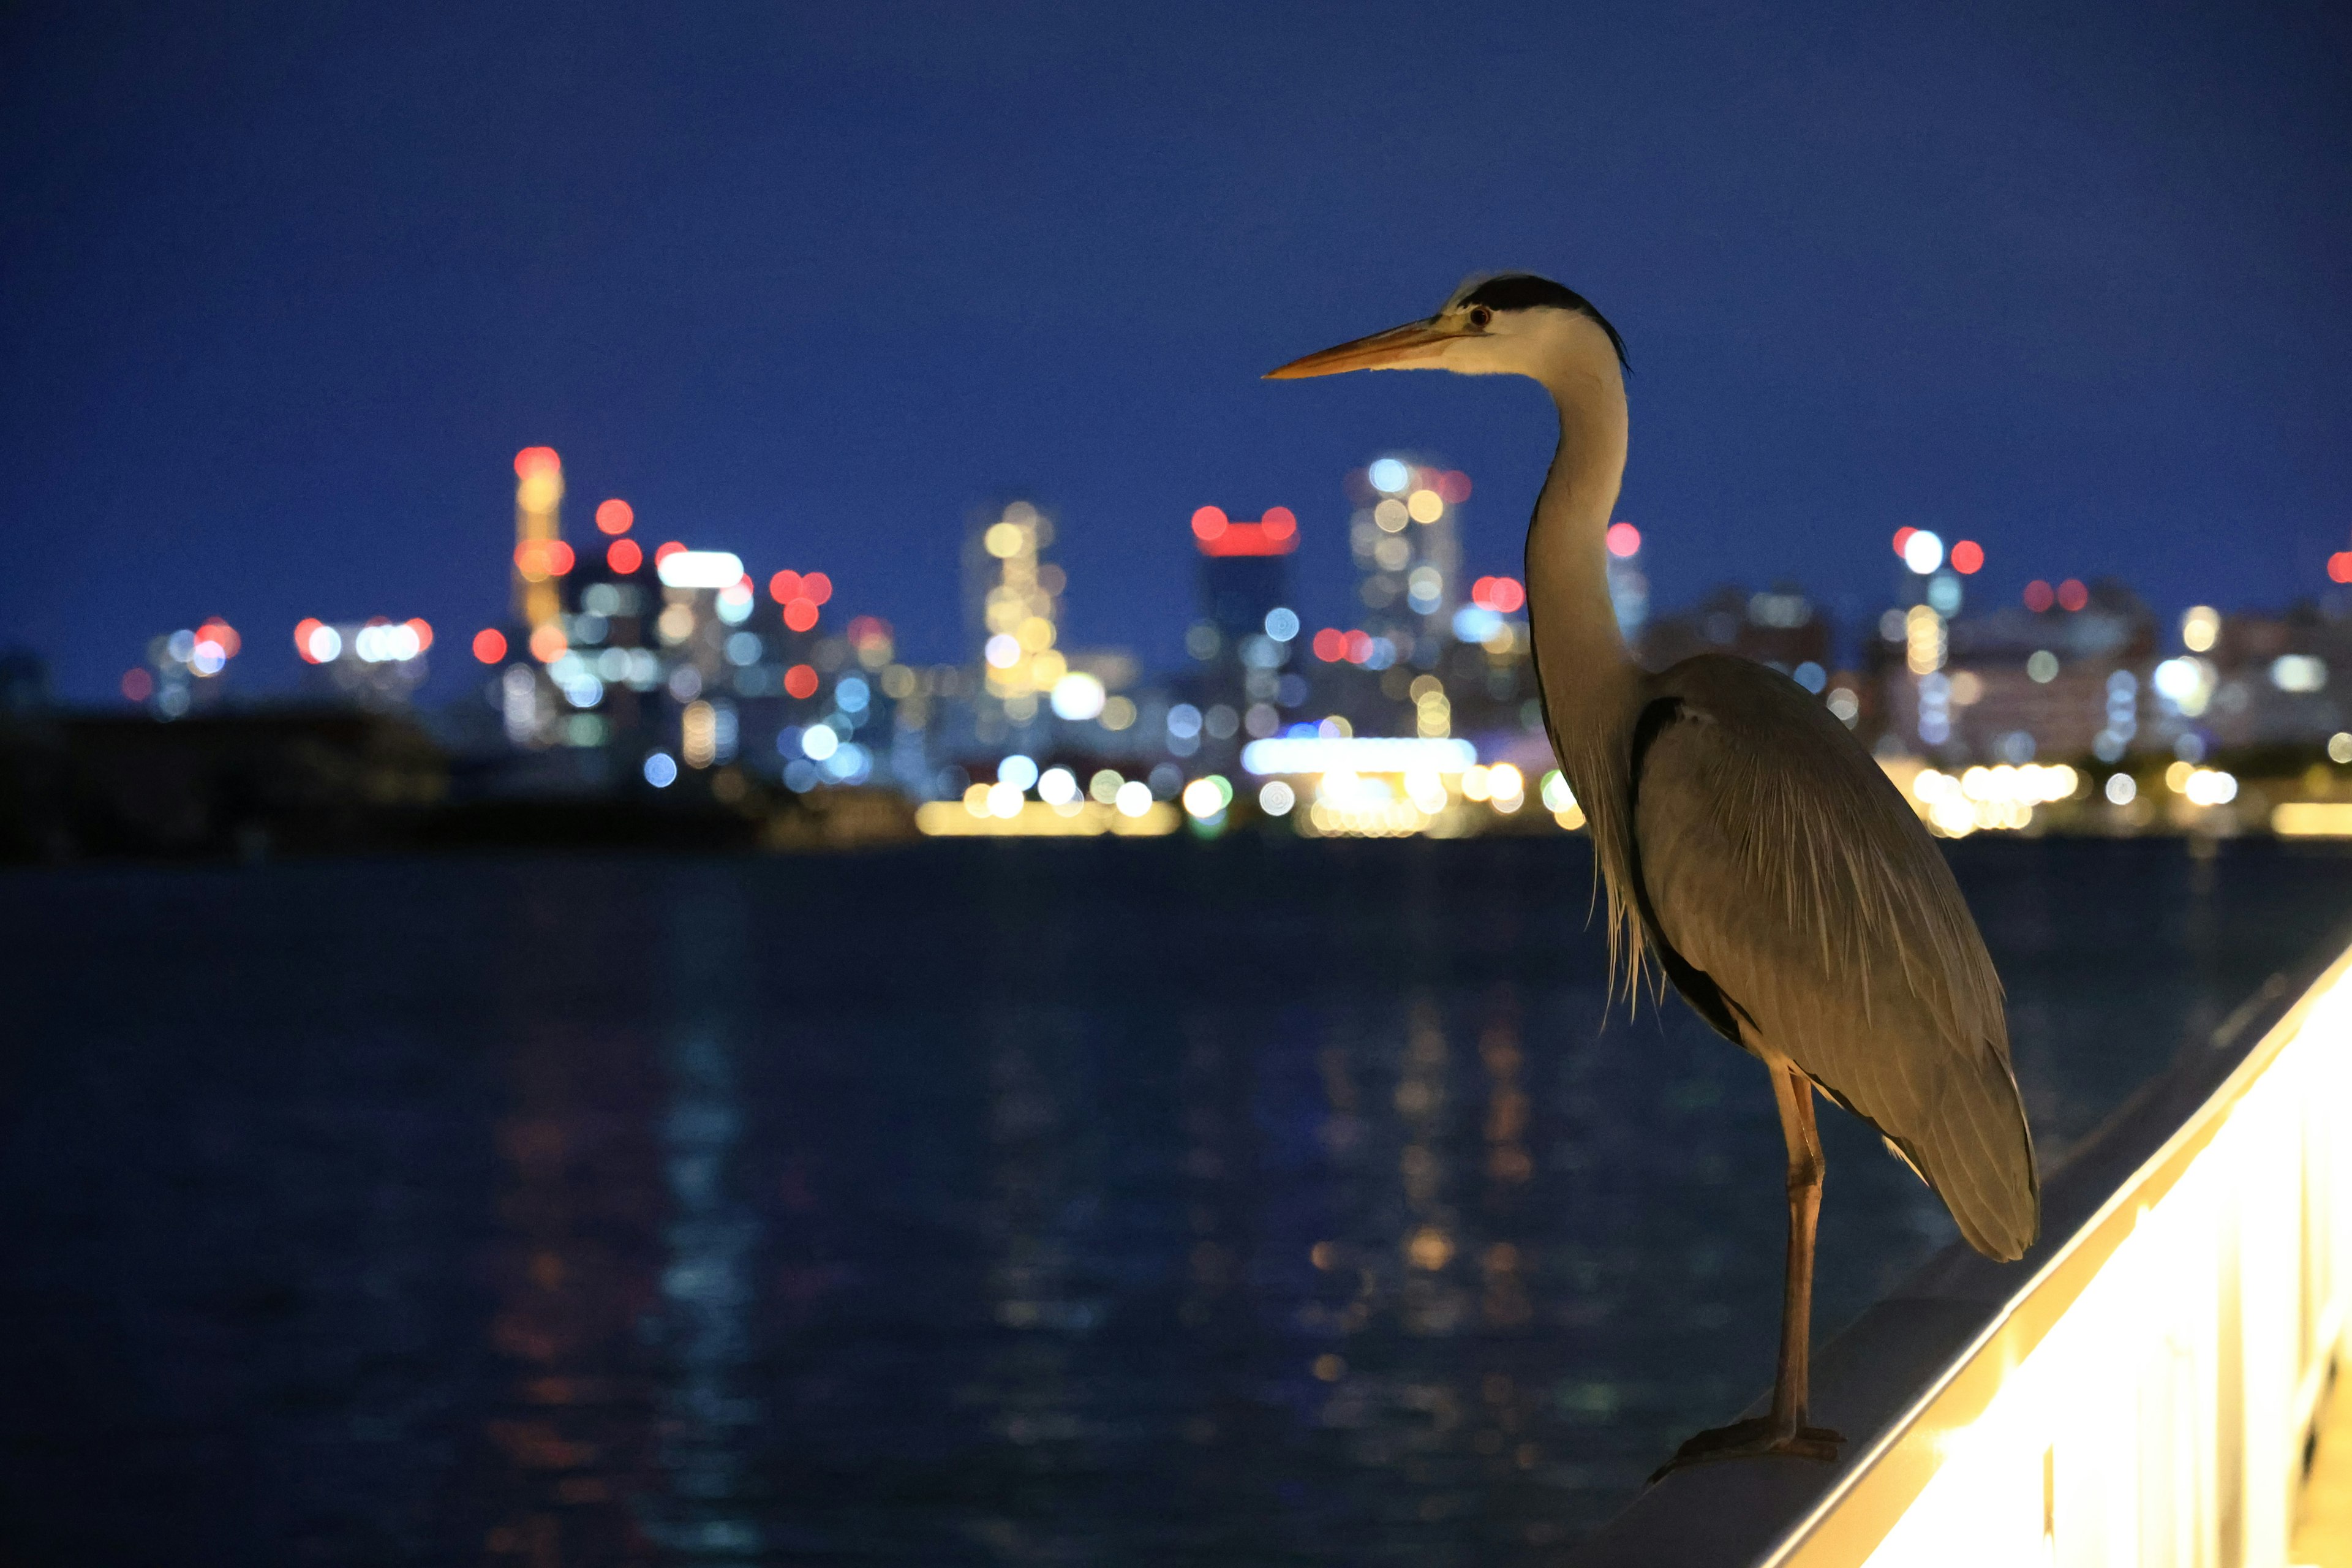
1575;921;2352;1566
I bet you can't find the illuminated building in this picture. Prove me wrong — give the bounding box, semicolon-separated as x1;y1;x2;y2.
294;615;434;707
1876;577;2156;764
1347;456;1468;655
1182;505;1308;764
967;500;1065;739
135;617;241;718
511;447;565;633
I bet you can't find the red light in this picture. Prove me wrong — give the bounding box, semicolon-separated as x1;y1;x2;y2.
513;447;560;478
769;570;802;603
405;617;434;652
654;541;685;565
802;572;832;606
1261;506;1296;542
1438;470;1472;504
1489;576;1526;613
1892;526;1917;558
608;538;643;573
1472;576;1494;610
783;598;820;632
2023;580;2055;612
1312;628;1347;662
197;617;241;657
595;499;634;535
1951;540;1984;575
2330;551;2352;584
472;628;507;663
847;614;890;646
549;541;575;575
1191;505;1229;541
2057;578;2089;612
294;618;325;662
1344;630;1373;664
121;668;153;701
784;664;818;699
1607;522;1641;558
529;625;567;663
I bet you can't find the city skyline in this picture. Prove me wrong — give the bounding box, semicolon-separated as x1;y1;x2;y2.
5;3;2350;704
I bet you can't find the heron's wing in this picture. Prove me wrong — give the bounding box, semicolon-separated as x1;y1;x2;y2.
1630;654;2038;1259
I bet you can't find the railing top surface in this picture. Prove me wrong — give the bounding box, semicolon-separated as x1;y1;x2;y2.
1570;912;2352;1567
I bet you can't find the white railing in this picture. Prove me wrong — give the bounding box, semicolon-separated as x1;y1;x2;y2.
1577;935;2352;1568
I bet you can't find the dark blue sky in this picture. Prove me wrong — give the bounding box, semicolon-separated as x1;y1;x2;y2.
6;1;2349;701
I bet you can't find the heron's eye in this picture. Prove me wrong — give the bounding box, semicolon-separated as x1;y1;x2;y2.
1468;306;1493;330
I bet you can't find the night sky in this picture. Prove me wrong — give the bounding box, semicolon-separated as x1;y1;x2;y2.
6;2;2349;703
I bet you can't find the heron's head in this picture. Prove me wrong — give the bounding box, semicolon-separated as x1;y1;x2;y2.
1264;273;1626;386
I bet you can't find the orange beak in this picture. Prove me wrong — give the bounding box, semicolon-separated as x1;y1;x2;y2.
1263;318;1461;379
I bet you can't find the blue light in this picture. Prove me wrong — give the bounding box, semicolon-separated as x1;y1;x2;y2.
1264;608;1300;642
783;759;818;792
1452;605;1502;643
643;751;679;788
776;725;803;756
998;753;1039;790
837;676;870;713
1368;458;1409;493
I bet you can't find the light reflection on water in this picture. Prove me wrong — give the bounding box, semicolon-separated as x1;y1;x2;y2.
1;839;2348;1562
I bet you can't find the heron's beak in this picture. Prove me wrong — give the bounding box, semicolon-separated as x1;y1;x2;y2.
1264;318;1461;379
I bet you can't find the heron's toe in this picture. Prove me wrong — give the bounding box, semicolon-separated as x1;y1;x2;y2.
1646;1417;1844;1482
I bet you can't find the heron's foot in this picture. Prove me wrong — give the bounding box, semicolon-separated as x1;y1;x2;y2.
1646;1417;1844;1482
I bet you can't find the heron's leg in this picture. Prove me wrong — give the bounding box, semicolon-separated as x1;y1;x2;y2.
1649;1061;1843;1479
1766;1061;1825;1438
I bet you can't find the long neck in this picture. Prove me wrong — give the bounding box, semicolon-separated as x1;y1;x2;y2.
1524;364;1637;767
1523;356;1649;988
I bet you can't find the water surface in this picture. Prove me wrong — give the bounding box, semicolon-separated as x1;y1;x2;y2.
3;837;2348;1564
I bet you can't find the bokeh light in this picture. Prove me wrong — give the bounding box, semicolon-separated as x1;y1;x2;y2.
1607;522;1641;557
1950;540;1984;575
608;538;643;573
595;499;634;535
472;628;507;663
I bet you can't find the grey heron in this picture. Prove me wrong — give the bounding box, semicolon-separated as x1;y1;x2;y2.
1266;275;2038;1472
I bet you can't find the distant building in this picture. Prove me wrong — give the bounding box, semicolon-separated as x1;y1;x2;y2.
1875;578;2156;763
1179;505;1308;770
1640;582;1835;680
2153;601;2350;753
1346;456;1468;657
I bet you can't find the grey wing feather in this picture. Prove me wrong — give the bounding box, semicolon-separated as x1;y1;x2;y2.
1630;655;2039;1260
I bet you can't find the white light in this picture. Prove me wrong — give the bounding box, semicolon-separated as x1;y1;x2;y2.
987;781;1023;818
2105;773;2137;805
168;630;197;662
1182;777;1226;819
643;752;678;787
801;725;840;761
655;550;746;589
190;643;226;676
1114;779;1154;818
1241;737;1477;775
998;753;1039;791
714;582;753;624
306;624;343;663
1166;703;1202;739
2271;654;2326;693
1038;766;1079;805
1259;780;1295;816
1540;771;1577;813
2184;768;2238;807
1368;458;1409;493
985;633;1020;669
1050;672;1107;720
1264;608;1300;642
1901;529;1944;575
